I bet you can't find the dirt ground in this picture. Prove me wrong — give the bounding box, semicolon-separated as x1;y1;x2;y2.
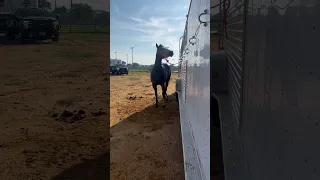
0;34;109;180
110;72;185;180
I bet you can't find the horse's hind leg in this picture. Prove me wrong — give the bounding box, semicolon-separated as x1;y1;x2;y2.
153;84;158;108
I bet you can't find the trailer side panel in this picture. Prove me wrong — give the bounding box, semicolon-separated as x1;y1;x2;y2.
178;0;210;179
241;0;320;179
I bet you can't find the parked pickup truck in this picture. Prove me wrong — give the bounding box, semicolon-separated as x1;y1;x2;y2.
110;66;119;75
118;66;128;75
110;65;129;75
6;7;60;43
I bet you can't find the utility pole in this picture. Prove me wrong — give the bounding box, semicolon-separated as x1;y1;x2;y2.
115;52;117;59
126;54;128;65
130;47;134;64
55;0;57;10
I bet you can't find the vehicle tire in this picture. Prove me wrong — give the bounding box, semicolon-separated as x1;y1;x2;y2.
53;33;59;41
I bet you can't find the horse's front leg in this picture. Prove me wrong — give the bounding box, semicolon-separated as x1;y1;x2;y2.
153;84;158;107
161;83;167;107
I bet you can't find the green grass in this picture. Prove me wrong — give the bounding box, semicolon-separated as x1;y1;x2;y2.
128;70;178;74
60;25;109;34
129;70;149;72
128;77;140;81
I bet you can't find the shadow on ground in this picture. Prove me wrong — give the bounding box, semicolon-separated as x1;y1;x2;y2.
51;153;109;180
52;94;184;180
109;94;185;180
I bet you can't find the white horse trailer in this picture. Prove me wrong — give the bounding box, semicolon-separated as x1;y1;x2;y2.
211;0;320;179
176;0;211;179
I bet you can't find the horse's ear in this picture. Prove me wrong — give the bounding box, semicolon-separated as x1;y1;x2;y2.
156;43;159;48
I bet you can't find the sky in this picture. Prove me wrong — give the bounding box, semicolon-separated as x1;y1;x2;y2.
110;0;189;65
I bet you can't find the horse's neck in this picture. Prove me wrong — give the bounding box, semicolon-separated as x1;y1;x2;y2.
154;54;163;68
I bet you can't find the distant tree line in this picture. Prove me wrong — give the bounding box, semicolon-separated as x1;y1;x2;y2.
38;0;110;26
127;63;178;72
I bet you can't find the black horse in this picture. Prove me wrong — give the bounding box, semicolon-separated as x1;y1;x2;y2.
150;44;173;107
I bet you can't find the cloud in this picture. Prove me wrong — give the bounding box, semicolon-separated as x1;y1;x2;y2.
130;17;168;28
173;16;186;20
123;15;186;62
167;28;176;32
111;2;189;65
113;3;120;14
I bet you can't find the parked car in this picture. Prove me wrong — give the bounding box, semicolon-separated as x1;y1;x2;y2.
110;66;119;75
6;7;60;43
118;67;128;75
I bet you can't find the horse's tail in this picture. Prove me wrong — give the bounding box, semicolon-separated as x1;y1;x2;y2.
162;64;171;83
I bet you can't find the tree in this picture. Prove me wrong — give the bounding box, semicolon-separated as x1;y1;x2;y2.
52;6;68;24
132;63;140;69
71;3;94;25
94;10;110;26
38;0;51;10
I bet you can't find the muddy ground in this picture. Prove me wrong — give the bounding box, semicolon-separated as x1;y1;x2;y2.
0;34;109;180
110;72;185;180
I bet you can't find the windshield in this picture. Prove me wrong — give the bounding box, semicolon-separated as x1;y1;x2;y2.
18;8;52;17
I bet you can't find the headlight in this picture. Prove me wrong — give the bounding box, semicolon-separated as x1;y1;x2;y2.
23;20;29;28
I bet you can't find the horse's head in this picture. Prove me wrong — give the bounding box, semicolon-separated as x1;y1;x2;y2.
156;43;174;59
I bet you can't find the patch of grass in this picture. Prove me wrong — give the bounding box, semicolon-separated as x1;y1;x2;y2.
62;33;108;42
55;50;97;60
128;77;140;81
129;70;178;74
60;25;109;34
129;70;149;73
129;71;149;75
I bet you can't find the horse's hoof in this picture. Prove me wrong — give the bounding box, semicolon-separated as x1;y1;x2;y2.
155;105;158;108
162;105;166;108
